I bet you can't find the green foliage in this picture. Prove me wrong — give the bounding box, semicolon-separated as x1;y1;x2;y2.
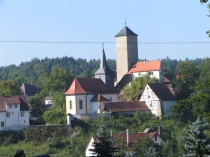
42;109;66;124
79;69;92;78
132;136;158;157
173;61;200;100
29;97;46;125
52;91;65;110
173;79;210;121
89;121;118;157
42;67;75;93
120;74;158;102
0;80;23;96
182;116;210;157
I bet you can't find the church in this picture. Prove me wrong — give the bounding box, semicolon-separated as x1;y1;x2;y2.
65;25;172;120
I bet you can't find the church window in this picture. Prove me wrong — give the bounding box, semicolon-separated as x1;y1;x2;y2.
69;101;72;109
79;100;83;109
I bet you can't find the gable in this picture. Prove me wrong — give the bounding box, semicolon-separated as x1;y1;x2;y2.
148;83;177;101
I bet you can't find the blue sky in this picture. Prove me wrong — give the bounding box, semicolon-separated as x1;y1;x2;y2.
0;1;209;66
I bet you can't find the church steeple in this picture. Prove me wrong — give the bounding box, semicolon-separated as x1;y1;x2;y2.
94;47;114;87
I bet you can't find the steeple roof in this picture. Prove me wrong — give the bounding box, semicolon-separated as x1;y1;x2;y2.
115;26;138;37
94;48;113;74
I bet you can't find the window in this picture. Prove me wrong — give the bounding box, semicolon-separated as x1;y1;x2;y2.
149;71;153;75
150;103;152;107
79;100;83;109
48;101;51;104
7;112;10;117
148;96;150;98
155;134;157;141
9;105;12;108
14;105;17;108
110;97;112;101
69;101;72;109
21;112;24;117
1;122;4;127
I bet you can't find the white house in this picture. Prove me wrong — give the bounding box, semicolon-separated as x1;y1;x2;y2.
0;95;30;131
127;60;164;82
140;83;177;117
85;127;163;157
65;78;119;118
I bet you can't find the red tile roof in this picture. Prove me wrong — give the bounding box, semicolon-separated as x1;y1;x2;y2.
0;95;29;112
104;101;150;113
90;94;110;102
65;78;118;95
4;96;20;104
127;60;161;74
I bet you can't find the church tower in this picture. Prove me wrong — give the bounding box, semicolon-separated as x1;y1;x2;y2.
115;25;138;82
94;47;114;87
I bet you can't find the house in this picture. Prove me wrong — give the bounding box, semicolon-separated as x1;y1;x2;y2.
139;83;177;117
20;83;39;99
85;127;163;157
0;95;30;131
65;78;119;119
127;60;164;82
103;101;150;116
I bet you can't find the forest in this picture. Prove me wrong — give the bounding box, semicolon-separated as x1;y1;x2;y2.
0;56;210;156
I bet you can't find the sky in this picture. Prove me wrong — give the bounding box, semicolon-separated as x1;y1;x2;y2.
0;1;209;67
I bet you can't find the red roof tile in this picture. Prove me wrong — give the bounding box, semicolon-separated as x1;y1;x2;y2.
0;95;29;112
90;94;110;102
127;60;161;74
104;101;150;113
163;76;171;83
65;78;118;95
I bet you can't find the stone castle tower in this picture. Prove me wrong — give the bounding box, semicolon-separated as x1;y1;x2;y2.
115;26;138;82
94;48;114;87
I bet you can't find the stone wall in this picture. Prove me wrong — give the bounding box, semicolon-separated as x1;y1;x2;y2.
25;124;74;142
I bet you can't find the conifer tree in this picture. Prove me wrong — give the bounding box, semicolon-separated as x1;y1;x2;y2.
182;116;210;157
89;121;118;157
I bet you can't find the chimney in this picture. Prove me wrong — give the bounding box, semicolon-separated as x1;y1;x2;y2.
126;129;130;146
158;126;162;137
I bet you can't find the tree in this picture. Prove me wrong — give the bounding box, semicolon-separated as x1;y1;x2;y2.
52;91;65;111
29;97;46;125
172;79;210;121
173;61;200;100
182;116;210;157
132;136;158;157
119;74;158;102
42;109;66;124
0;80;23;96
200;0;210;37
79;70;92;78
89;121;118;157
